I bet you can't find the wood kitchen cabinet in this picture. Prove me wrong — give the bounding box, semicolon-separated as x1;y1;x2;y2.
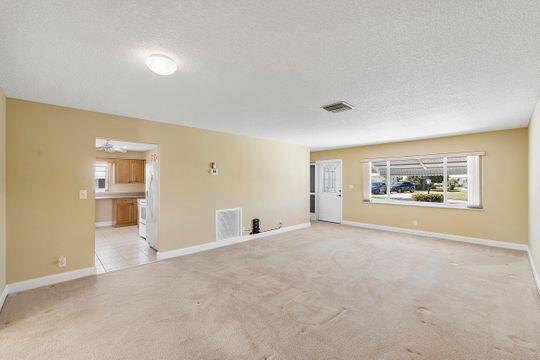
113;198;138;227
114;159;131;183
130;159;145;183
113;159;145;184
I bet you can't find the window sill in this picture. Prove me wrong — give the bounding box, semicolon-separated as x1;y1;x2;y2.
366;199;483;211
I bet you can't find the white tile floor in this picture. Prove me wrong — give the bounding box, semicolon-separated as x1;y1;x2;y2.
95;226;157;274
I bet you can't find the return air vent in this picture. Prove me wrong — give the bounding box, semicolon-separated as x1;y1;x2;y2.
216;208;242;241
322;101;354;113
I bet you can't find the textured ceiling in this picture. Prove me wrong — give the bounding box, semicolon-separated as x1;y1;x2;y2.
1;1;539;150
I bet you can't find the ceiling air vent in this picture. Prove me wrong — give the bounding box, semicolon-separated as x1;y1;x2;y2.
322;101;354;113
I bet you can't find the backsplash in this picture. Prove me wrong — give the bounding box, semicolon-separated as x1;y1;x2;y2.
108;182;145;194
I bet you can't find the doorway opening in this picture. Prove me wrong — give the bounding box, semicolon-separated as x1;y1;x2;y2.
94;138;159;273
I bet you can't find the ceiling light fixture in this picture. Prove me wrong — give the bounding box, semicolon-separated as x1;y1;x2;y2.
145;54;178;76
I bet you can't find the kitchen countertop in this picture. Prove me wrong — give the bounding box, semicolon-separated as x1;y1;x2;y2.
95;192;145;200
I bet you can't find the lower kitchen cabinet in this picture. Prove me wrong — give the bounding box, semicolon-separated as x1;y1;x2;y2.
113;198;138;227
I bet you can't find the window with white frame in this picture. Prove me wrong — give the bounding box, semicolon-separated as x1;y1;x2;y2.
362;153;483;209
95;161;109;192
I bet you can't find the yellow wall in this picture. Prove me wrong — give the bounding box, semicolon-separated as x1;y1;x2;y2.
311;129;528;244
7;99;309;283
0;89;6;294
529;100;540;275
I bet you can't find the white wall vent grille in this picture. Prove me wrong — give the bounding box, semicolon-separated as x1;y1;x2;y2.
216;208;242;241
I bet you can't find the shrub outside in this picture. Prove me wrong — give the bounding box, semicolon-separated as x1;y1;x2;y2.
412;193;444;203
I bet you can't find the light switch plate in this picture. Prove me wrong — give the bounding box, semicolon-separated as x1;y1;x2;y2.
79;189;87;199
348;184;354;189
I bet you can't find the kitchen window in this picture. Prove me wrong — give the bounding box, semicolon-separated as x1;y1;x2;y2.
95;161;110;192
361;152;483;209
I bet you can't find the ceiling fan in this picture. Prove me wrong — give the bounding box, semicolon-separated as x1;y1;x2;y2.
96;140;127;153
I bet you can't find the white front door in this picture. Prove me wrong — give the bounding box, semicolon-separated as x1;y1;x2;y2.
317;160;342;223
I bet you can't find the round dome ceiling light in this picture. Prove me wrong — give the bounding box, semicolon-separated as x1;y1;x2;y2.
145;54;177;76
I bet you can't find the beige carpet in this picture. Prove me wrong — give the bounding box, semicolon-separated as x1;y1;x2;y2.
1;222;539;359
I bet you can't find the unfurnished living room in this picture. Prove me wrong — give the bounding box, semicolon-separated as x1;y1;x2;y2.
0;1;539;359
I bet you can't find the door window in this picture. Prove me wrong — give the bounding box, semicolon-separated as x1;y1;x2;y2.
323;166;337;193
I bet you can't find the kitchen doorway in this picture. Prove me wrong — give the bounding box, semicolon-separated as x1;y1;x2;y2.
94;138;160;273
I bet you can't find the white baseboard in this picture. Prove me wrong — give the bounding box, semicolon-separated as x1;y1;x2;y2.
95;221;113;228
5;267;96;295
157;222;311;261
0;223;310;307
2;220;537;309
0;285;8;311
342;220;529;251
527;250;540;296
343;220;540;296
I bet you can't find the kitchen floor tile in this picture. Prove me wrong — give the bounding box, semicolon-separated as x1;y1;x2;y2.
95;225;156;273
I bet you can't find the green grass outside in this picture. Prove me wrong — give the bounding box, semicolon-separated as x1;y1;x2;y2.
447;189;468;201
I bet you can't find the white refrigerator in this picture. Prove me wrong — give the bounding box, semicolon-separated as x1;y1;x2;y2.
145;157;159;250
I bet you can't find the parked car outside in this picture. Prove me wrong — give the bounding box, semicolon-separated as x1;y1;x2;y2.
371;182;387;194
391;181;415;193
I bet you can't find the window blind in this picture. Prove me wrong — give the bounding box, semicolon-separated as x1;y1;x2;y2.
467;155;482;208
361;162;371;201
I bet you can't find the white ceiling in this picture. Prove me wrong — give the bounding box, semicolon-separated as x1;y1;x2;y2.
96;138;156;152
1;1;539;151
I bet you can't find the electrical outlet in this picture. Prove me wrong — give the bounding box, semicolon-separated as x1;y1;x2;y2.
79;189;87;200
412;220;418;226
348;184;354;190
58;256;67;268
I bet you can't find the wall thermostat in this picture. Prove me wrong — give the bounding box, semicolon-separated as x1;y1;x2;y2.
209;162;219;176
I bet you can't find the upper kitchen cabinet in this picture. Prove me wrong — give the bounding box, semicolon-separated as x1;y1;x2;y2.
114;159;131;183
130;159;145;183
114;159;145;184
